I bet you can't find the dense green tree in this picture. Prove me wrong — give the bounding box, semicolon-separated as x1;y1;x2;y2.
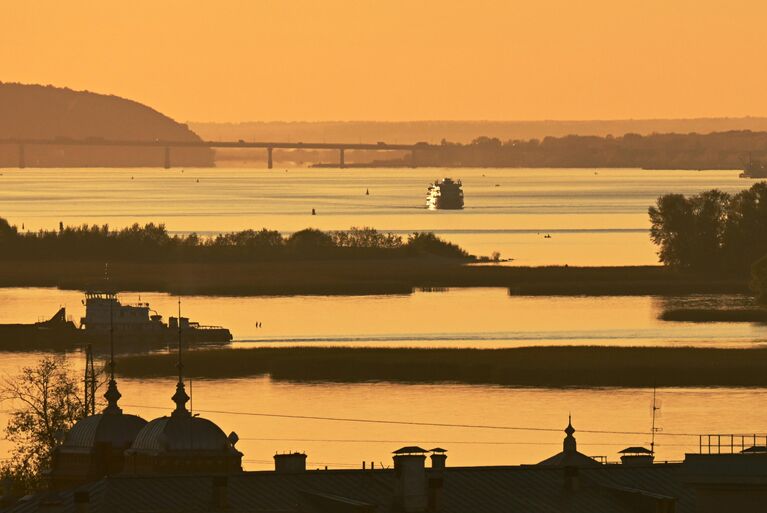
649;182;767;274
649;194;695;268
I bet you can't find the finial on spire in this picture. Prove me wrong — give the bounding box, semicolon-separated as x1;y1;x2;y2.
566;413;574;435
563;414;577;453
172;297;190;417
109;288;115;382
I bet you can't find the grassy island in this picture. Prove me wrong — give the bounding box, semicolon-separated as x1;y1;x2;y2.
0;218;753;296
0;259;749;296
117;346;767;388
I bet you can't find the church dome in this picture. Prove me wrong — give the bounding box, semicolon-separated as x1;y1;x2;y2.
131;415;235;452
124;380;243;475
62;412;147;449
50;362;147;490
124;300;243;475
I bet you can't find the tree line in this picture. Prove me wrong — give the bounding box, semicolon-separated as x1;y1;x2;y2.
0;220;472;262
648;182;767;299
393;131;767;169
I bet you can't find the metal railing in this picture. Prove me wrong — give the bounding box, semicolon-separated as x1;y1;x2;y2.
698;434;767;454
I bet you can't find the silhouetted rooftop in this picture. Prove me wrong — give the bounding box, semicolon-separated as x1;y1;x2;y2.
5;464;695;513
392;446;428;455
619;446;654;455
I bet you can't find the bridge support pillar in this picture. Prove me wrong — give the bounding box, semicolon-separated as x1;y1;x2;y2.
267;147;273;169
164;146;171;169
18;143;25;169
339;148;345;168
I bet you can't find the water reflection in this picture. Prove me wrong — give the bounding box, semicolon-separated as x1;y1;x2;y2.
2;372;762;470
0;286;764;469
0;167;752;266
0;288;763;350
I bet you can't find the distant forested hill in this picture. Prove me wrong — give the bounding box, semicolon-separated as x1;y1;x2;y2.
192;119;767;169
0;83;213;167
393;131;767;169
191;118;767;145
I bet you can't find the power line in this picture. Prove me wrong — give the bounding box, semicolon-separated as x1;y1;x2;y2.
121;403;720;438
239;437;703;448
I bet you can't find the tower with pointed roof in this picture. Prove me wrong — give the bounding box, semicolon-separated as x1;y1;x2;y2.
50;293;147;490
124;299;242;475
537;416;601;467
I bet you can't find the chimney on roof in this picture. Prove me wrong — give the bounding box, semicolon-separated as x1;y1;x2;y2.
428;449;447;513
430;448;447;472
73;490;89;513
393;447;428;513
619;447;655;465
274;452;307;474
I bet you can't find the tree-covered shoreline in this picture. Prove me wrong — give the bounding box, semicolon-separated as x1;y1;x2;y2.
382;130;767;169
649;182;767;272
0;220;474;262
648;182;767;301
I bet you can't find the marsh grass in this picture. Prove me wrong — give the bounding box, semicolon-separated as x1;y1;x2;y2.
117;346;767;387
660;308;767;323
0;260;748;297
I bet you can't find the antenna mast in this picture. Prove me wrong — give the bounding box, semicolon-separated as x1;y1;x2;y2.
171;297;191;416
84;344;96;416
177;298;183;383
650;384;661;455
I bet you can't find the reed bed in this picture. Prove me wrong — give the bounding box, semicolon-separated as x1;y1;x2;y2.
660;308;767;323
0;260;748;297
117;346;767;387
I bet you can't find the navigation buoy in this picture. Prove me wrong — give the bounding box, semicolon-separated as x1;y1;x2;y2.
312;208;316;215
366;188;369;195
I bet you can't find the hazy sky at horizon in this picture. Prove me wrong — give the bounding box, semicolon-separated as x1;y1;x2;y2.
3;0;766;123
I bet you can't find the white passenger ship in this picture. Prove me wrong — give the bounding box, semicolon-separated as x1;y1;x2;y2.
426;178;464;210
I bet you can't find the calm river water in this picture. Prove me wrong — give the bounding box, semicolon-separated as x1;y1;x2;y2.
0;167;758;265
0;288;766;469
0;167;764;469
0;288;764;349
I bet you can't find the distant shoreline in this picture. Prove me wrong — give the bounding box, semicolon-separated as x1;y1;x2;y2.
117;346;767;387
0;260;748;297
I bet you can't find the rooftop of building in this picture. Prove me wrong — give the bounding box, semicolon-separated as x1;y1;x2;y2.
6;462;694;513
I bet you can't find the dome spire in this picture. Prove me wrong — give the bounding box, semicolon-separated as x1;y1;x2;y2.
563;414;577;453
172;298;190;417
103;268;122;414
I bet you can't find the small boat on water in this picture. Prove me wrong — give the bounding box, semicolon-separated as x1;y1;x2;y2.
0;291;232;350
426;178;464;210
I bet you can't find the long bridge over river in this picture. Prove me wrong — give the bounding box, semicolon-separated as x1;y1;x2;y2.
0;138;439;169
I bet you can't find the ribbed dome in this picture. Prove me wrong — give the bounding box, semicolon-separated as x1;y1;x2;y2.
63;413;147;449
130;414;236;453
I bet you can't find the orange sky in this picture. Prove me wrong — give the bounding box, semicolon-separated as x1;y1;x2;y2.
2;0;766;122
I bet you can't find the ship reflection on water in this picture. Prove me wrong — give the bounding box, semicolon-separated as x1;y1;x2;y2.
0;290;231;352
